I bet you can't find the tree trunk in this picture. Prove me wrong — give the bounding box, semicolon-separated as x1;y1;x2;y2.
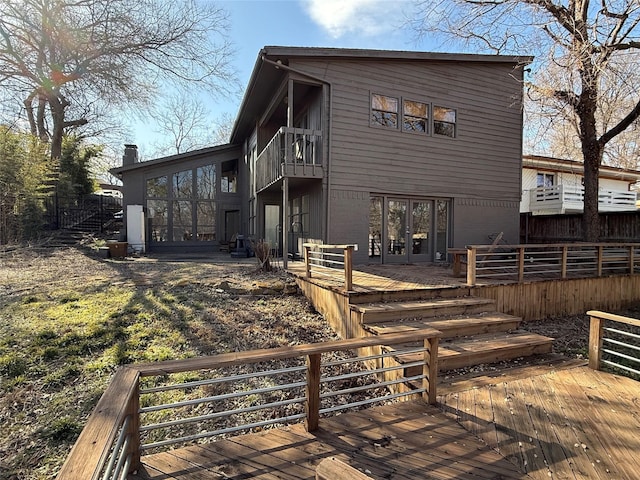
582;146;602;242
48;96;66;160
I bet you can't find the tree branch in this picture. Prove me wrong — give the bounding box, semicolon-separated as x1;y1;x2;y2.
599;97;640;146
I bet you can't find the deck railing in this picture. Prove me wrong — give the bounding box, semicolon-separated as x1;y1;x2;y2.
529;185;637;213
303;243;354;291
255;127;323;192
587;310;640;378
56;330;440;480
465;242;640;285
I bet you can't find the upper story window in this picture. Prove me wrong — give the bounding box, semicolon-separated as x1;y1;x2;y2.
403;100;429;133
537;173;555;188
371;94;399;128
433;106;456;138
371;93;457;139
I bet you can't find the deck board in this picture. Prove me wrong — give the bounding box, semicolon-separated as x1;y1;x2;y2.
134;366;640;480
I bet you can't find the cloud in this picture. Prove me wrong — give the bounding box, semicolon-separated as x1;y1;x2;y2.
303;0;407;39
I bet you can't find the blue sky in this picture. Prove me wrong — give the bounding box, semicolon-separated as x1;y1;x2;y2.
127;0;437;155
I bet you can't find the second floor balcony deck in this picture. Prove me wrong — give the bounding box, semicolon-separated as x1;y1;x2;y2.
528;184;637;215
255;127;323;193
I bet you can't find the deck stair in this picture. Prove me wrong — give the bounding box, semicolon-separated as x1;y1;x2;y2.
349;291;554;377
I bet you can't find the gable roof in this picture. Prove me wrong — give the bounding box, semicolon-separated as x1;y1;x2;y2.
230;46;533;144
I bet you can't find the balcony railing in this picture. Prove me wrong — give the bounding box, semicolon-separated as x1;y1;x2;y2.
529;184;637;214
255;127;323;192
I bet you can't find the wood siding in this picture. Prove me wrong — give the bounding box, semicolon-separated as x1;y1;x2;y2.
290;58;525;253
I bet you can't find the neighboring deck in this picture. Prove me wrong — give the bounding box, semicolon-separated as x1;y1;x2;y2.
133;365;640;480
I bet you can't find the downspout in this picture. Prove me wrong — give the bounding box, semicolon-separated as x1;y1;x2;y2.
261;56;333;246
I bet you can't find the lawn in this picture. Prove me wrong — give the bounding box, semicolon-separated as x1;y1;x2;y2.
0;247;332;480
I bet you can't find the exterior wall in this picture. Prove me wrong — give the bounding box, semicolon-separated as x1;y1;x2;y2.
118;146;243;253
290;58;525;256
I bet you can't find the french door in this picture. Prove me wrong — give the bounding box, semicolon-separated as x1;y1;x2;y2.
373;197;449;263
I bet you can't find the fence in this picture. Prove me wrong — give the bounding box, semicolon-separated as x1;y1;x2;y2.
521;211;640;243
43;193;122;232
587;310;640;378
56;329;441;480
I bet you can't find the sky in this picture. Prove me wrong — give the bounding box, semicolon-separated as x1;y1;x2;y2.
126;0;437;157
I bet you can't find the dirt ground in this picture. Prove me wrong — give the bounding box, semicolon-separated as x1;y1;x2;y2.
1;243;637;479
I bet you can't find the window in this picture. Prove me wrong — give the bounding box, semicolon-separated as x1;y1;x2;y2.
433;106;456;137
403;100;429;133
371;94;399;128
537;173;555;188
146;176;168;242
145;164;217;243
221;159;237;193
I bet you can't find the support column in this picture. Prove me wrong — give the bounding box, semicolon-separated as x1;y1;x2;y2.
283;176;289;268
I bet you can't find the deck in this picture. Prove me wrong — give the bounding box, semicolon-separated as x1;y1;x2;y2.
287;261;471;292
133;365;640;479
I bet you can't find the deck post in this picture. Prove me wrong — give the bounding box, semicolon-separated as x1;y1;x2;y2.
467;247;476;286
588;314;604;370
306;353;321;431
517;247;525;283
596;245;603;277
344;245;353;291
423;336;439;405
629;245;635;274
126;378;141;472
304;245;312;278
561;245;568;279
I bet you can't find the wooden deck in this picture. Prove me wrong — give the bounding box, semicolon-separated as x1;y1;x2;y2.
287;261;470;293
133;366;640;480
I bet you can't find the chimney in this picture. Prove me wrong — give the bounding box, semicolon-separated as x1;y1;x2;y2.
122;144;138;166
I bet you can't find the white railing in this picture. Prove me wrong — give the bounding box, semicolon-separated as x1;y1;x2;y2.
255;127;323;191
529;185;637;213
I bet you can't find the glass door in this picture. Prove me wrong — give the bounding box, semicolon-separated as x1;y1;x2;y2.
386;199;409;263
410;200;432;262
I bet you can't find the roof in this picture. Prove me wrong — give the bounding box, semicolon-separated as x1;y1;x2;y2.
110;143;239;177
230;46;533;143
523;155;640;182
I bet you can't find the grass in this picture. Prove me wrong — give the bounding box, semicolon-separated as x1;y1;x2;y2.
0;247;331;480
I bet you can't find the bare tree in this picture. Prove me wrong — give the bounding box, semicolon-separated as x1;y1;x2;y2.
150;93;212;156
412;0;640;241
0;0;235;161
211;112;236;146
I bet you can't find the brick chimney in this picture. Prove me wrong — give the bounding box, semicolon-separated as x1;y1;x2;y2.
122;144;138;166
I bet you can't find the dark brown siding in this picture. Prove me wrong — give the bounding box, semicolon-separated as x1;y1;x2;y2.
291;58;525;256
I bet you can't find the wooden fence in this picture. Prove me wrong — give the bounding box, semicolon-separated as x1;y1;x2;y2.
56;329;440;480
521;211;640;243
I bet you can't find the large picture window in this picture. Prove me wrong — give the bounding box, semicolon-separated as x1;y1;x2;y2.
145;164;218;242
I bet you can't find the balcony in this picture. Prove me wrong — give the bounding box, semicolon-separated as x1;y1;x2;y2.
528;184;637;215
255;127;323;192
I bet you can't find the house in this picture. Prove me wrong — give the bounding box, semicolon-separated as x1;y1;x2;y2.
520;155;640;216
112;47;531;263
